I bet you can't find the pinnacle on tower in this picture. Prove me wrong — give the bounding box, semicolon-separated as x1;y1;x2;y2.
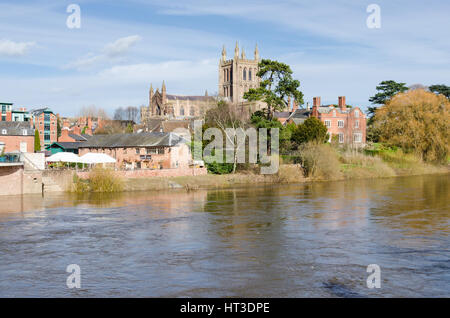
150;83;154;93
221;45;226;61
254;43;259;61
162;80;166;92
234;41;239;58
241;47;246;59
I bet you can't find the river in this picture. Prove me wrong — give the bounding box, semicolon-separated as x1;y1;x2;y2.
0;174;449;297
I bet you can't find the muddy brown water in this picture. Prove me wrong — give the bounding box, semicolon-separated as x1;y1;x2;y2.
0;174;448;297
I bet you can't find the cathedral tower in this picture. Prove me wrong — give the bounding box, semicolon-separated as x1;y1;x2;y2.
218;42;261;104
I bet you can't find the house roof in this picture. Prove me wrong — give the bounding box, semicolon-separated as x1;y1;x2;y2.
31;107;53;116
46;142;84;150
79;132;185;148
0;121;34;136
273;111;291;118
68;133;88;141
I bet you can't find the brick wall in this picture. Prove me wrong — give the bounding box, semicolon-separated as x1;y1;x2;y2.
76;167;207;179
0;135;35;152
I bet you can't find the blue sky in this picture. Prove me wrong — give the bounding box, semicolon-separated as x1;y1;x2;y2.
0;0;449;117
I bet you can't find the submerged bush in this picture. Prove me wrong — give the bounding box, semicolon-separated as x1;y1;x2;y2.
70;167;123;193
298;142;343;180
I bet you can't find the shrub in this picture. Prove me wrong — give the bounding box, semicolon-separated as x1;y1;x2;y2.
297;142;342;180
89;167;123;192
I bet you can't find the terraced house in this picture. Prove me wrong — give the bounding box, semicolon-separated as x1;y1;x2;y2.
78;132;191;170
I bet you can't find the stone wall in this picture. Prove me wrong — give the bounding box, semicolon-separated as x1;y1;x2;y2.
76;167;207;179
0;165;43;196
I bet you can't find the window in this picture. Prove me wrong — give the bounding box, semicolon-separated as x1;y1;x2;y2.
353;133;362;143
355;110;360;118
1;116;5;122
243;68;247;80
355;120;359;128
333;110;336;117
147;148;157;154
324;120;331;128
339;133;344;143
338;120;344;128
135;148;140;154
2;129;6;134
249;69;252;81
22;129;27;136
1;105;5;112
180;107;184;116
190;107;195;116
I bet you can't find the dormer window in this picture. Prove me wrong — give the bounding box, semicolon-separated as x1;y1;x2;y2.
1;129;6;134
22;129;27;135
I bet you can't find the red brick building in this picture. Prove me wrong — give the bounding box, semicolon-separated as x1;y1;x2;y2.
0;122;35;153
0;103;13;122
283;96;366;146
31;108;58;148
78;132;192;170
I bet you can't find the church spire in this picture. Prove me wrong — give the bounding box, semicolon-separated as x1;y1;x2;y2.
254;43;259;61
221;45;226;62
241;47;246;59
234;41;239;59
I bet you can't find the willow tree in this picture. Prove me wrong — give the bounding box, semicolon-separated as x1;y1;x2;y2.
243;59;304;119
373;89;450;163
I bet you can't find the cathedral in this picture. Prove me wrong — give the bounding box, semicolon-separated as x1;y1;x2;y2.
218;42;261;104
140;42;264;123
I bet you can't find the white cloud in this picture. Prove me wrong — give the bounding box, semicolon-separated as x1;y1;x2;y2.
0;39;35;56
65;35;142;71
104;35;142;57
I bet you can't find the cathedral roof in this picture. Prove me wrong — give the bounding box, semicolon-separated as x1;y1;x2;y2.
166;94;214;101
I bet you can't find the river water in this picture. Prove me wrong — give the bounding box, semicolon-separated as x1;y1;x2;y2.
0;174;448;297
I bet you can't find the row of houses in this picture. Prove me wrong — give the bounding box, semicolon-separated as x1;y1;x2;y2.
0;102;58;149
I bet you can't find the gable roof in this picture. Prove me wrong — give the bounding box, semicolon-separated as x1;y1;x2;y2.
79;132;185;148
46;142;84;150
0;121;34;136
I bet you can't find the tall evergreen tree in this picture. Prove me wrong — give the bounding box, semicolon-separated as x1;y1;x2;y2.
34;129;41;152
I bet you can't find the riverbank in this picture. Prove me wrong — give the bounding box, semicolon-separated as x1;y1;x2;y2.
120;163;449;192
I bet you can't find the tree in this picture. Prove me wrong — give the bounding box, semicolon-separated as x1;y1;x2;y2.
429;84;450;99
205;101;249;173
243;59;304;119
113;107;125;120
367;80;409;142
291;117;329;146
79;105;109;119
368;80;409;118
34;129;41;152
126;123;134;133
57;117;61;138
373;89;450;163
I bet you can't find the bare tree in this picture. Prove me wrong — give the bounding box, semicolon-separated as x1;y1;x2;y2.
205;101;251;173
79;105;109;119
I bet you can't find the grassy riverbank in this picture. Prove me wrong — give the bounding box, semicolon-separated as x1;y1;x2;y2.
69;144;449;193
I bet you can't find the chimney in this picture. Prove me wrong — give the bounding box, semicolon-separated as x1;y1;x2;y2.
312;97;321;118
338;96;346;110
313;96;321;107
59;127;70;142
73;125;81;135
63;119;70;129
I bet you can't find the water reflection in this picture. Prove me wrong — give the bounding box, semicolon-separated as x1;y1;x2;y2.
0;174;448;297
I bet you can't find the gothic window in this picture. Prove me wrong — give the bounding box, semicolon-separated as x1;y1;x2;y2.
190;107;195;116
156;105;161;116
180;106;185;116
243;68;247;80
224;69;226;81
249;69;252;81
